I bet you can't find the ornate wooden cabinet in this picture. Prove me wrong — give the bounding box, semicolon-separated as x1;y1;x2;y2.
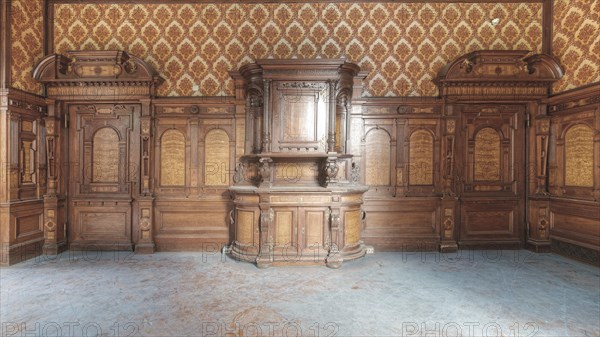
229;60;370;268
33;51;163;253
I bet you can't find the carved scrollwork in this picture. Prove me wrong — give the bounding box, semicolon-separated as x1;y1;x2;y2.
350;162;360;183
233;163;245;184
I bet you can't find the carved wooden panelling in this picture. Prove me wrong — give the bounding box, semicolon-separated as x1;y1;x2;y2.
474;128;501;182
160;130;186;186
204;129;230;186
409;130;433;185
365;129;391;186
565;124;594;187
92;128;119;183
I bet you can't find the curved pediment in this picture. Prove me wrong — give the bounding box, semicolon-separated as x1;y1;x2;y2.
33;50;164;98
434;50;563;100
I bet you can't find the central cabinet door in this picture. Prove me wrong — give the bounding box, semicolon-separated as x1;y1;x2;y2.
271;82;328;152
272;206;328;263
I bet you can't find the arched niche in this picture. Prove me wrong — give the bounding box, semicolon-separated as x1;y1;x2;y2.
474;127;501;182
564;124;594;187
92;127;120;183
204;129;230;186
160;129;186;187
409;129;434;186
365;129;391;186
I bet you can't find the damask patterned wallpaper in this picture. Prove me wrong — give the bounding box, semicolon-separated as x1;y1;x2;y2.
553;0;600;93
51;2;543;97
10;0;44;95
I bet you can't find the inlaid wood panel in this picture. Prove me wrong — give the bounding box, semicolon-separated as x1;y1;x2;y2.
92;128;120;183
344;209;361;247
160;130;186;186
409;129;434;186
365;129;391;186
564;124;594;187
474;127;501;182
204;129;230;186
236;210;256;246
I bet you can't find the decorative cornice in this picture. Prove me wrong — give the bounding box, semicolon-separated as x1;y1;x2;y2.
435;50;563;100
33;50;164;98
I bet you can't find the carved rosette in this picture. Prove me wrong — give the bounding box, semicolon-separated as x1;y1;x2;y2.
139;208;152;241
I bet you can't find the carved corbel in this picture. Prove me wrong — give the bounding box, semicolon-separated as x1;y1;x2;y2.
319;158;339;187
326;209;343;269
258;157;273;187
256;207;273;268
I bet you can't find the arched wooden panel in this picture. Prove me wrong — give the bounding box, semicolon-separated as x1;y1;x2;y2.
160;129;186;186
365;129;391;186
204;129;230;186
92;127;119;183
409;129;434;185
474;127;501;182
565;124;594;187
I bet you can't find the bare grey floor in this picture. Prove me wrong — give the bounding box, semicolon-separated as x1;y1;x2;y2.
1;250;599;337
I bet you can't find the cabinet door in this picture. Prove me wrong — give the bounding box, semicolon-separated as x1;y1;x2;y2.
299;208;327;250
273;207;297;249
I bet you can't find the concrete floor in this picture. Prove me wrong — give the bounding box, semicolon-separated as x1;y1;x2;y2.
0;250;598;337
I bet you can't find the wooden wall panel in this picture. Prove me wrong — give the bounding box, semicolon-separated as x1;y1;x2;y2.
0;90;46;265
153;200;230;250
544;84;600;262
362;198;439;251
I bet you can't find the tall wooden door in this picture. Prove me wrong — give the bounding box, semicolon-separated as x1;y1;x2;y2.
456;105;526;247
67;103;140;250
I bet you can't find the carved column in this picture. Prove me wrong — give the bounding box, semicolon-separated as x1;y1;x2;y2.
526;102;551;250
135;98;154;254
440;105;458;252
256;205;272;268
261;79;271;153
43;99;60;255
326;208;342;268
327;80;337;153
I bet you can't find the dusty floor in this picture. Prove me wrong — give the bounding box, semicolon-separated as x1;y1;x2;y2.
1;249;599;337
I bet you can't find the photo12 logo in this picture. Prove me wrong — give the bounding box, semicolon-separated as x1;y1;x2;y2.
2;322;139;337
401;322;539;337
